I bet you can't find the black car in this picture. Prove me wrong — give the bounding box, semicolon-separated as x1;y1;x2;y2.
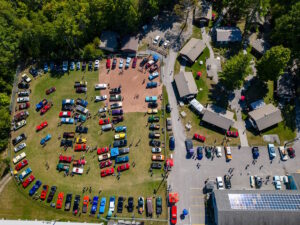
119;148;130;155
18;82;30;89
113;139;127;147
76;87;87;93
140;58;148;67
117;196;124;213
88;61;93;71
149;139;161;147
112;58;117;69
255;176;262;188
166;103;171;113
73;195;81;215
62;105;73;111
65;194;73;211
159;38;164;47
47;186;57;203
110;87;121;94
128;197;134;212
18;91;30;97
151;162;162;169
224;175;231;189
148;102;158;108
12;133;26;146
82;61;86;71
60;139;73;147
75;126;88;134
29;67;38;77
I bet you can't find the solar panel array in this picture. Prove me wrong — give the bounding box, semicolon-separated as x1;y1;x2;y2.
228;193;300;211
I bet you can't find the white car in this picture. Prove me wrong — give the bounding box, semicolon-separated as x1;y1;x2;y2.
273;176;281;190
13;120;26;131
216;177;224;190
95;95;107;102
216;146;222;157
163;40;170;48
109;197;115;212
72;167;84;174
14;142;26;153
94;60;100;69
153;35;160;44
119;59;124;69
22;74;31;83
98;153;111;161
13;152;26;164
17;97;29;103
278;146;288;161
95;84;107;90
152;147;162;153
98;107;107;113
250;176;255;188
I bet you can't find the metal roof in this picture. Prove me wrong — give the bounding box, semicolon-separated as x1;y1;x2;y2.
202;104;235;130
121;36;139;53
189;98;204;114
248;104;283;131
174;71;198;98
179;38;206;62
216;27;242;42
250;38;270;54
99;31;119;52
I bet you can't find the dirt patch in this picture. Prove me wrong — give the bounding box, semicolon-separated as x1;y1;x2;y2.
98;58;162;113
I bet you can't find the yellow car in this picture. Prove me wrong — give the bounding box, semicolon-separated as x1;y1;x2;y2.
76;137;87;144
114;133;126;140
147;108;158;114
225;146;232;161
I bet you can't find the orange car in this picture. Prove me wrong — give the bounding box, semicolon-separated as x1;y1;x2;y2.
82;195;89;213
152;154;165;161
56;192;64;209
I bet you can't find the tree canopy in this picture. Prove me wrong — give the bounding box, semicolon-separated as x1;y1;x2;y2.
256;46;291;82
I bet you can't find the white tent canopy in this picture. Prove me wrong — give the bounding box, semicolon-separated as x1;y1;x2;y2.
189;98;204;114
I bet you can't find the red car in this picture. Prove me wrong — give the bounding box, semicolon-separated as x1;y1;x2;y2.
99;118;110;125
19;102;30;110
101;167;114;177
46;87;56;95
73;159;86;166
287;147;296;158
97;147;109;155
194;133;206;142
40;185;49;200
74;144;87;151
22;174;35;188
15;159;28;171
226;131;239;137
59;155;72;163
100;160;112;169
56;192;64;209
170;205;177;224
106;58;111;69
132;57;137;68
117;163;130;172
149;64;158;73
59;111;71;117
36;121;48;132
41;102;52;115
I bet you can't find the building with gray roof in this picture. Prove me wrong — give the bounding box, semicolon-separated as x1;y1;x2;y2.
174;71;198;101
215;27;242;44
121;36;139;54
250;37;270;57
193;2;212;26
179;38;206;63
202;104;235;131
213;189;300;225
248;104;283;131
99;31;119;52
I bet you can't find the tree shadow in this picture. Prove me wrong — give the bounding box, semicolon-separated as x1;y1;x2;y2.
242;77;268;104
208;83;229;109
281;104;296;131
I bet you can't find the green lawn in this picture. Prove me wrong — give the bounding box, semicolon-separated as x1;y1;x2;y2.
7;65;168;221
191;25;202;39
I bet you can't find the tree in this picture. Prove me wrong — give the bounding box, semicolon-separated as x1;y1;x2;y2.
221;51;252;89
256;46;291;82
0;93;10;107
0;107;10;151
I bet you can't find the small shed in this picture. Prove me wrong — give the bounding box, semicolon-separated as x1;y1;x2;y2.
250;38;270;57
215;27;242;44
121;36;139;54
189;98;204;115
194;2;212;26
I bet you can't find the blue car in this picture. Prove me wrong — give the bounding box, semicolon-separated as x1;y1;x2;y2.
76;61;81;70
197;147;203;160
62;99;74;106
44;63;48;73
145;96;157;102
91;196;99;214
62;61;68;72
146;82;157;88
99;197;106;214
29;180;42;196
125;57;131;68
76;98;88;107
115;126;127;133
268;144;276;159
169;136;175;150
40;134;51;145
61;118;74;124
36;99;48;111
70;61;75;71
50;62;54;71
148;72;159;81
19;167;32;181
115;155;129;164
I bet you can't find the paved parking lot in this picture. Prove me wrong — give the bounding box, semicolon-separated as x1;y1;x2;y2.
168;146;300;225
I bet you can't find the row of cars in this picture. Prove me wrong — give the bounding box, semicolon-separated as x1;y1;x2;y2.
106;57;137;70
42;60;100;73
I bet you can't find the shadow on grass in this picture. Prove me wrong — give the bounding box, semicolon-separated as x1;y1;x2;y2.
243;78;268;104
200;121;226;135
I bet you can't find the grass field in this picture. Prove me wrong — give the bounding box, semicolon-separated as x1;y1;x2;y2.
7;64;168;222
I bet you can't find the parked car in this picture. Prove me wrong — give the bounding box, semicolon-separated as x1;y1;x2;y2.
62;61;68;72
40;134;51;145
147;108;158;114
15;159;28;171
97;147;109;155
47;186;57;203
145;96;157;102
125;57;131;68
76;61;80;70
119;148;130;155
115;126;127;133
166;103;171;113
185;139;194;156
148;116;160;123
13;152;26;164
287;147;295;158
65;194;73;211
75;126;88;133
102;124;113;131
138;197;144;214
216;177;224;190
56;163;70;173
145;60;155;69
40;102;52;115
12;133;26;146
110;94;122;102
75;137;87;144
110;102;122;109
115;156;129;164
14;111;28;122
61;139;73;147
109;196;116;212
146;197;153;217
170;205;177;225
94;60;100;70
225;146;232;161
19;102;30;110
56;192;64;209
110;87;121;94
252;147;259;159
268;143;276;159
59;155;72;163
273;176;282;190
88;61;93;71
95;83;107;90
76;98;88;107
112;58;117;69
91;196;99;214
29;180;42;196
197;147;203;160
156;196;162;215
149;139;161;147
117;196;124;213
61;118;74;124
95;95;107;102
113;139;127;147
22;74;31;83
98;153;111;162
13;120;26;131
106;58;111;69
151;162;162;169
194;133;206;142
149;132;160;139
146;81;158;88
82;195;89;213
169;136;175;150
76;87;87;93
40;185;49;200
115;133;126;140
152;147;161;153
18;90;30;97
140;58;148;67
149;123;160;130
22;174;35;188
255;176;262;188
70;61;75;71
152;154;164;161
18;82;29;89
62;99;75;106
278;146;288;161
17;97;29;103
132;57;137;68
74;81;87;88
128;197;134;212
73;195;81;215
119;59;124;69
36;121;48;132
36;99;48;111
117;163;130;172
226;130;239;137
100;160;112;169
46;87;56;95
19;167;32;181
99;197;106;214
224;175;231;189
149;64;158;74
99;118;110;125
153;35;160;44
166;118;172;131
